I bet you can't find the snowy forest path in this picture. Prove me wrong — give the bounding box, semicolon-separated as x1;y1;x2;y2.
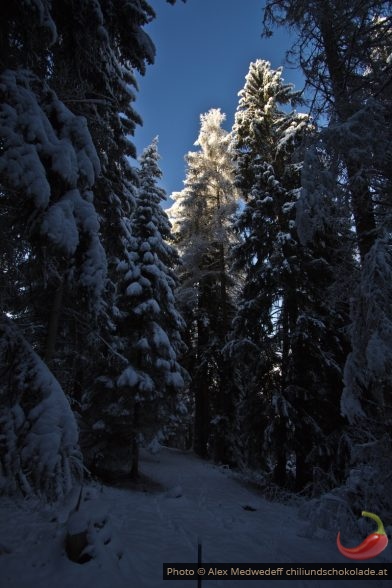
100;447;382;588
0;447;387;588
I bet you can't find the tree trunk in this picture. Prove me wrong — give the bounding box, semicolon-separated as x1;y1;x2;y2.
213;241;231;464
44;280;64;364
193;284;211;458
318;6;377;263
295;449;311;492
273;417;287;486
193;374;209;458
130;438;139;480
130;403;139;479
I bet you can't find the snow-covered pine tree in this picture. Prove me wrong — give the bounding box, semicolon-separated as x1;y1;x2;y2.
0;317;82;500
1;0;180;494
85;139;188;479
263;0;392;511
9;0;180;477
170;109;239;462
228;61;303;484
46;0;158;430
0;6;106;497
263;0;391;260
338;12;392;432
229;60;351;490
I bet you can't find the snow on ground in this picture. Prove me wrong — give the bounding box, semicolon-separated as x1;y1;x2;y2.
0;447;389;588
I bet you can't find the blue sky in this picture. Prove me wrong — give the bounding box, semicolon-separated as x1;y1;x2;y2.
133;0;304;199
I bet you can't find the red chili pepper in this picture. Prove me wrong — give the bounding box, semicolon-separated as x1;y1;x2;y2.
337;511;389;561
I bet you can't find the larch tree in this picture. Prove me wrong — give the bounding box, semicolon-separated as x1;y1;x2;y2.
170;109;239;462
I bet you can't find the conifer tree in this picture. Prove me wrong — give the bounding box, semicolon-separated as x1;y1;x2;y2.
170;109;239;461
229;60;350;490
0;0;183;494
0;7;105;496
262;0;392;510
229;60;302;484
42;0;158;430
85;139;187;479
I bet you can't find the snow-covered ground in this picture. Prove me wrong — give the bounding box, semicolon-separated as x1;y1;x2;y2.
0;447;389;587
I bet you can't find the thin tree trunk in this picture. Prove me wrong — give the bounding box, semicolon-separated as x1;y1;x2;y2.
130;403;139;479
193;310;210;458
273;417;287;486
346;158;377;261
274;299;290;486
130;438;139;479
193;277;213;458
213;241;231;464
193;373;209;458
44;280;64;364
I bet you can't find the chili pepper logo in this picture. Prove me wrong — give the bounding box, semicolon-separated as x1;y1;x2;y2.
337;511;388;560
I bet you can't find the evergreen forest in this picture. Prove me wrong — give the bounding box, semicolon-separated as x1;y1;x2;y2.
1;1;392;582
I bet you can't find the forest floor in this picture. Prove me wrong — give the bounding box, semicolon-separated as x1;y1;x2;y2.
0;447;389;588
